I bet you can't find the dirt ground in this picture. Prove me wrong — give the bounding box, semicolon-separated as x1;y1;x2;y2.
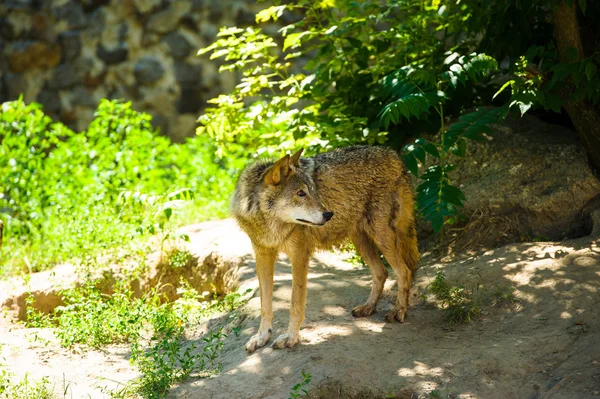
1;219;599;398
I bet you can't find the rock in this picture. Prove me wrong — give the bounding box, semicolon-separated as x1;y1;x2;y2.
49;64;82;89
53;1;87;30
169;113;197;142
3;0;36;10
80;0;110;12
174;61;202;85
59;30;82;61
178;87;204;114
134;56;165;84
163;31;193;59
141;31;161;47
87;7;106;36
96;43;128;64
235;7;255;26
8;41;62;72
448;112;600;248
37;88;61;113
132;0;163;15
0;17;16;40
3;72;28;99
0;11;33;40
146;0;192;34
69;85;101;108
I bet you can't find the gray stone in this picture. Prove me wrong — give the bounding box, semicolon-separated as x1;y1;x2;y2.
132;0;163;15
118;23;128;42
87;8;106;36
97;43;128;65
71;85;100;108
3;0;36;10
53;1;87;30
163;32;193;59
3;73;28;99
141;31;161;47
235;8;255;26
37;88;61;113
177;87;203;114
0;17;17;40
81;0;110;12
146;1;192;34
191;0;205;10
59;30;82;61
49;64;82;90
174;61;202;86
134;57;165;85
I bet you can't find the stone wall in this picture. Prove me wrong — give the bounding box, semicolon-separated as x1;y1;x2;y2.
0;0;274;141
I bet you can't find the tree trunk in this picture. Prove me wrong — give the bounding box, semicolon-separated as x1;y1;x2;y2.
552;0;600;173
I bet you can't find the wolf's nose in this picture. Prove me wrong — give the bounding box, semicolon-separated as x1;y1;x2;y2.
323;211;334;221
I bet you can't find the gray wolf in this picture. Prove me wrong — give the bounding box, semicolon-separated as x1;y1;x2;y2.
231;145;419;352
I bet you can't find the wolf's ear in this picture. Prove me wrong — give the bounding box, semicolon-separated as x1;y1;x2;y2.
290;148;304;168
265;154;291;185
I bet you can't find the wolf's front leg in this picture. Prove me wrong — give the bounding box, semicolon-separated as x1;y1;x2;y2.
273;247;310;349
246;246;277;353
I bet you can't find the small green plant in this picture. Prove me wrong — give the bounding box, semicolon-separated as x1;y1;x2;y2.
428;271;480;325
491;285;519;307
288;371;312;399
0;370;56;399
429;389;442;399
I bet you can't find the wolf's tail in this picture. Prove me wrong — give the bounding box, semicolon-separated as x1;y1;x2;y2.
395;181;420;278
403;220;420;278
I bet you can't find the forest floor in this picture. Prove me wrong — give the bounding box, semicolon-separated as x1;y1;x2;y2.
1;219;599;398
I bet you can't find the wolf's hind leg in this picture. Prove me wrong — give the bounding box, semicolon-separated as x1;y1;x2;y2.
246;246;277;353
351;231;388;318
370;225;415;323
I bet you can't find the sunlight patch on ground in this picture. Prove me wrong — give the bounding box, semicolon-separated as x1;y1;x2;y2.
397;361;444;378
301;325;353;345
321;305;346;316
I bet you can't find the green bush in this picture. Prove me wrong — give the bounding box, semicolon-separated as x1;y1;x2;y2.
197;0;600;236
0;98;236;276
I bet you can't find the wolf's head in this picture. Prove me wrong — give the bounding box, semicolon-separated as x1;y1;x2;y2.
261;149;333;227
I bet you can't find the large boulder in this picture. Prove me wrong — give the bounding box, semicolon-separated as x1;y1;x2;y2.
436;113;600;249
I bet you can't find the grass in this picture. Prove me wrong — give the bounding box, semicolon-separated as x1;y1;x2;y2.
0;371;56;399
426;270;519;325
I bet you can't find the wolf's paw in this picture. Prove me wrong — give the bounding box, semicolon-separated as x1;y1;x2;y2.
245;329;272;353
272;333;299;349
385;307;407;323
351;304;376;318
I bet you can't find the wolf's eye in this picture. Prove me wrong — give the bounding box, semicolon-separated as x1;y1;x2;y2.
296;190;306;197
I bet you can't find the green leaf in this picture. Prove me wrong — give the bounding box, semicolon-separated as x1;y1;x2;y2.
402;153;419;176
579;0;586;15
283;32;310;51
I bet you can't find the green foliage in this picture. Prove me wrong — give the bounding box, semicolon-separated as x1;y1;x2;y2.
197;0;506;234
428;271;480;325
0;98;235;276
197;0;497;157
288;371;312;399
0;370;56;399
403;107;505;234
